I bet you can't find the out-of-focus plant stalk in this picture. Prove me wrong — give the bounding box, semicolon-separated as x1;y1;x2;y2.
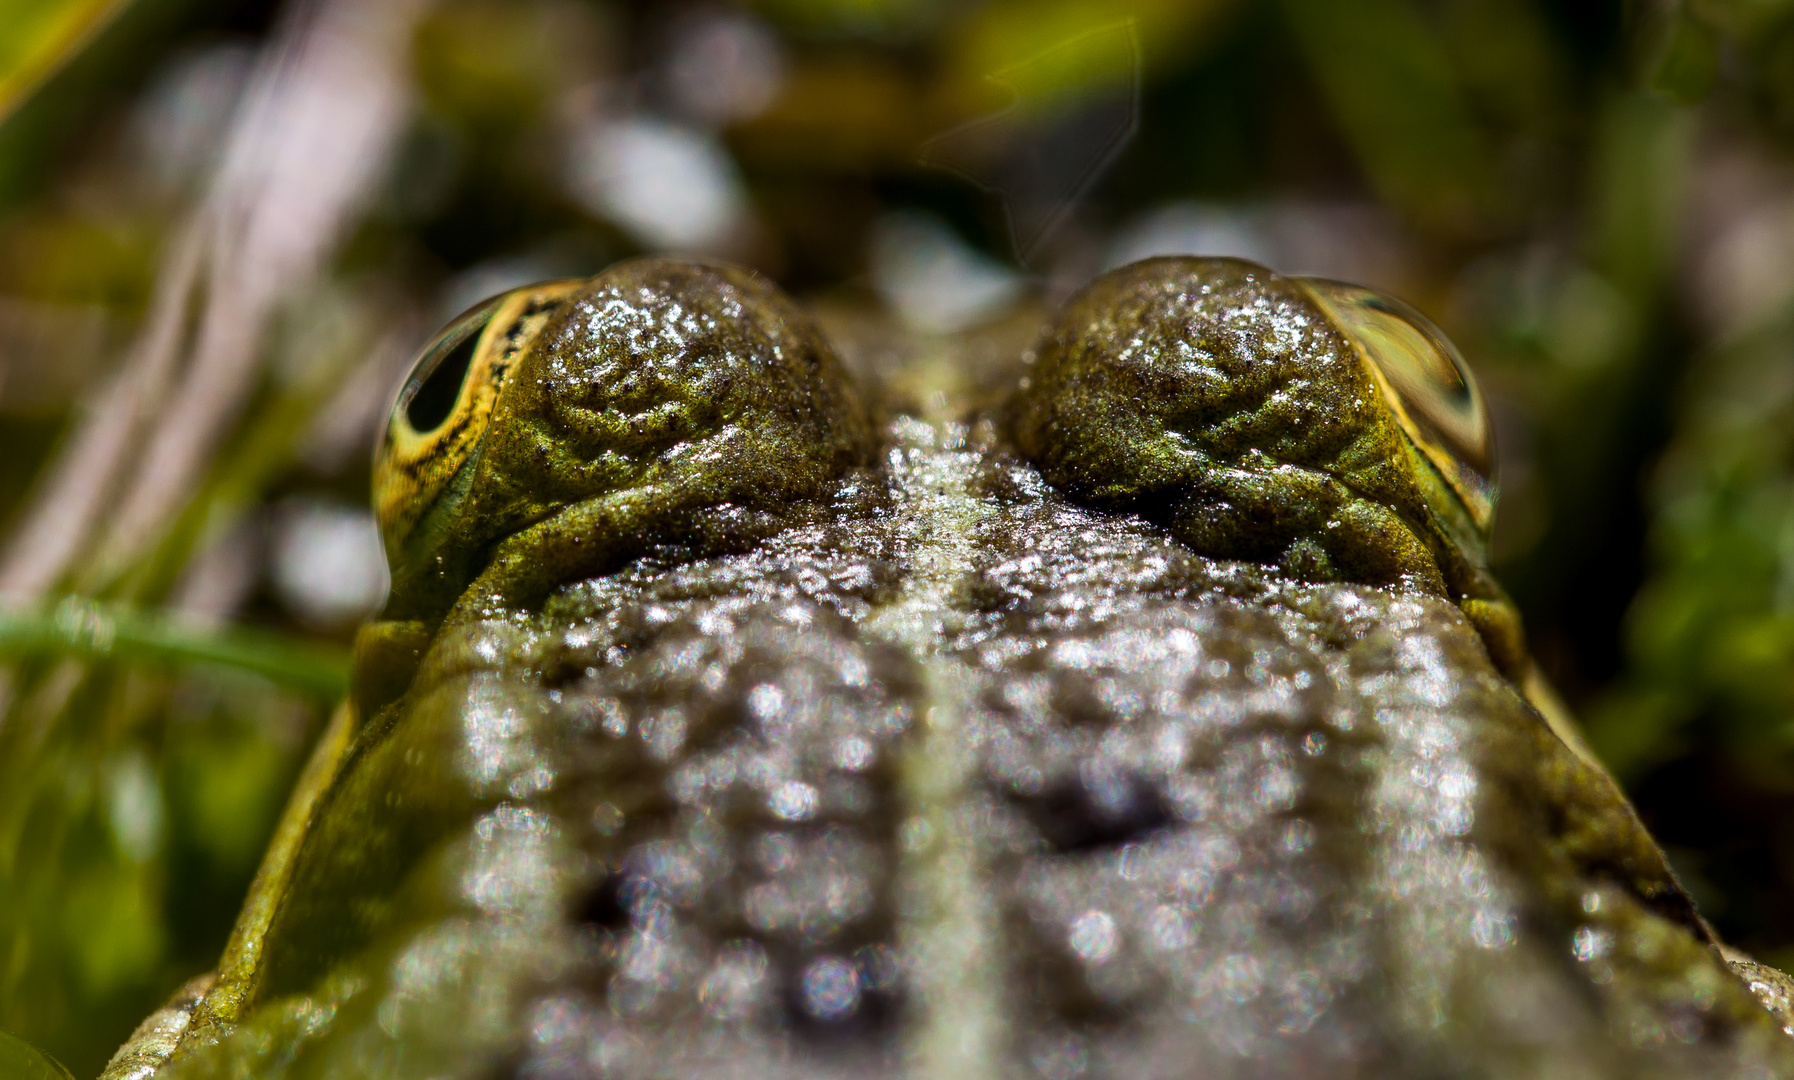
0;0;434;1069
0;0;139;128
0;0;428;606
0;599;349;698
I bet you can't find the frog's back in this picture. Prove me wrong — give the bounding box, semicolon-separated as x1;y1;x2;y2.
132;257;1794;1080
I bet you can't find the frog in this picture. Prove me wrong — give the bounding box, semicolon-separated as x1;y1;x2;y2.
100;254;1794;1080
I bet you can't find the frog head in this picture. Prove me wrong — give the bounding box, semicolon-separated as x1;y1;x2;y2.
129;255;1794;1079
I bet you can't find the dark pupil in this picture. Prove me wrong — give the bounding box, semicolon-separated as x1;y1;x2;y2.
406;327;481;432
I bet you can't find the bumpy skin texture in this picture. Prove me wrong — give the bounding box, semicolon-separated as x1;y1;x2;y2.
354;259;869;719
118;257;1794;1079
1010;257;1498;606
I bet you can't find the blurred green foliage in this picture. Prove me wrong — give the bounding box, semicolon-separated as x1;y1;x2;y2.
0;1029;75;1080
0;0;135;123
3;0;1794;1074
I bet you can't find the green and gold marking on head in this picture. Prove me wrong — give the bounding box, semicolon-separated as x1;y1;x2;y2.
375;279;586;582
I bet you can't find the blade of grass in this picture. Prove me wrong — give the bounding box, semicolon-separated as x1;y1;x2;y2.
0;0;137;127
0;599;348;698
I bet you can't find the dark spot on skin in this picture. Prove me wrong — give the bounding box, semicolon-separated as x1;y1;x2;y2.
1019;762;1172;852
574;869;629;930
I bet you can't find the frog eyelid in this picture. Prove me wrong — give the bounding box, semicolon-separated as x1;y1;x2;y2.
1296;277;1497;541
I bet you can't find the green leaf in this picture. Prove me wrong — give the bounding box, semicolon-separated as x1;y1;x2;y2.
1280;0;1496;233
0;0;137;127
1647;4;1721;103
0;599;349;699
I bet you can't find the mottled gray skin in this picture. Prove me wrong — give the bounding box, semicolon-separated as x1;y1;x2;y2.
123;258;1794;1079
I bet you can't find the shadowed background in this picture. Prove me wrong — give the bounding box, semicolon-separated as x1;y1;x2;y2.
0;0;1792;1074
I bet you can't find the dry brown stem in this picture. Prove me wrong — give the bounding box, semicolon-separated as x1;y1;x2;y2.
0;0;432;605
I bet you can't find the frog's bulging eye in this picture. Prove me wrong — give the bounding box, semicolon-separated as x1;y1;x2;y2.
389;293;504;447
374;280;583;563
1299;278;1497;539
404;318;484;433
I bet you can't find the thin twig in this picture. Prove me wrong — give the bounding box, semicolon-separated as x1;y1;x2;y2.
0;0;430;605
93;0;429;585
0;220;206;602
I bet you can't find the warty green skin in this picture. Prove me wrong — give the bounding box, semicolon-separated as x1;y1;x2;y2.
107;257;1794;1080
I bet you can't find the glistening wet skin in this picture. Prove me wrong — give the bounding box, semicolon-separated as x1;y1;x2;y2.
106;256;1794;1080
